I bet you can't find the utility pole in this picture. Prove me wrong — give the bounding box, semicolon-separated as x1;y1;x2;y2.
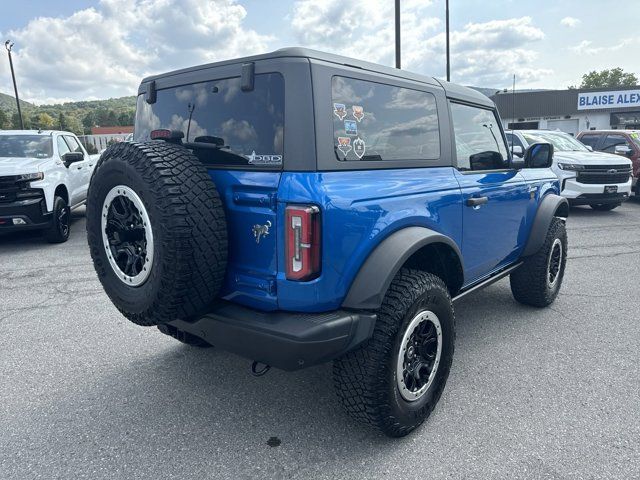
395;0;401;69
4;40;24;129
445;0;450;81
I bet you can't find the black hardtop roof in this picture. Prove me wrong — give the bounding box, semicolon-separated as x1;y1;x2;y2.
140;47;493;107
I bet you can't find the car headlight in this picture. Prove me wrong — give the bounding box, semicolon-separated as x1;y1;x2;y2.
557;163;584;171
17;172;44;182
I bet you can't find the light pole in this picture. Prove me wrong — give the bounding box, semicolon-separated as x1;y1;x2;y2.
4;40;24;130
395;0;401;69
445;0;450;81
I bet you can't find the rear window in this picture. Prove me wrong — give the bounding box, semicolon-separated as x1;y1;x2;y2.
135;73;284;167
331;76;439;162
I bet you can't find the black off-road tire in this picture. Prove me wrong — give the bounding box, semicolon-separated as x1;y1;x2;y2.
157;324;212;348
44;196;70;243
589;203;619;211
510;217;567;307
333;269;455;437
86;141;227;326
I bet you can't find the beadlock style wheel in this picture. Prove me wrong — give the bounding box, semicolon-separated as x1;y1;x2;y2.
547;238;562;289
101;185;154;287
396;310;443;402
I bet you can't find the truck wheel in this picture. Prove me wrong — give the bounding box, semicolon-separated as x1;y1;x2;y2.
590;203;619;211
510;217;567;307
157;324;212;348
86;141;228;326
333;269;455;437
44;196;70;243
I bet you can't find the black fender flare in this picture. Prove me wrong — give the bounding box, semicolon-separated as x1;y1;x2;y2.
522;193;569;257
342;227;463;310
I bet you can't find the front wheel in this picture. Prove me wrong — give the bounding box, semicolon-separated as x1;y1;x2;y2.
590;203;619;211
44;196;70;243
333;269;455;437
510;217;567;307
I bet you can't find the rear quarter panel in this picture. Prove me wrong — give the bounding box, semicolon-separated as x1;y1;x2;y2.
276;168;463;312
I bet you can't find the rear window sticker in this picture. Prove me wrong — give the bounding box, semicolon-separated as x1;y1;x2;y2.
353;137;366;158
344;120;358;136
333;103;347;120
352;105;364;122
337;137;352;156
246;151;283;165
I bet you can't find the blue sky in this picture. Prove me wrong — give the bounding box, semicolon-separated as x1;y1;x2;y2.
1;0;639;104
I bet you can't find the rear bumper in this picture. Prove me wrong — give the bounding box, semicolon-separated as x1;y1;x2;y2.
0;198;51;233
168;302;376;371
568;192;630;206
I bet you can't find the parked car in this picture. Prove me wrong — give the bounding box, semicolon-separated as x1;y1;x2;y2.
0;130;98;242
576;130;640;197
86;48;569;437
507;129;633;210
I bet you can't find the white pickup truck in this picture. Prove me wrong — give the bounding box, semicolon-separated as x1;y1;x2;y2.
0;130;98;242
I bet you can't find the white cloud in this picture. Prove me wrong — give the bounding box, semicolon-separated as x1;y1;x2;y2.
292;5;549;87
0;0;271;103
569;37;640;55
291;0;440;69
560;17;581;28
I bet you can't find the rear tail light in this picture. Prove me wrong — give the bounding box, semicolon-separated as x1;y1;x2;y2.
285;205;321;281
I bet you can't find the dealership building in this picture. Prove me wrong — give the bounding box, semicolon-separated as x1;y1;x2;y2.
491;85;640;135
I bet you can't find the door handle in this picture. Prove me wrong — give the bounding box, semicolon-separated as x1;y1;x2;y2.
466;196;489;207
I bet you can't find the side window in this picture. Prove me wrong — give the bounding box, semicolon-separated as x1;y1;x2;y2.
601;134;630;153
506;133;524;149
450;102;509;171
64;136;84;157
579;134;600;149
331;76;440;161
57;136;71;156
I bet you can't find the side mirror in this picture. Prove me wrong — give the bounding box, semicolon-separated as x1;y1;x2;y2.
524;142;554;169
614;145;633;157
62;151;84;167
469;151;508;171
585;145;594;152
511;145;524;157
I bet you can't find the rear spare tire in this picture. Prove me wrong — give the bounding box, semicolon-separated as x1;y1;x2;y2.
86;141;227;326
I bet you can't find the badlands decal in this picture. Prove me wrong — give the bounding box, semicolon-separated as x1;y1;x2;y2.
337;137;352;156
344;120;358;136
333;103;347;120
353;137;366;159
352;105;364;122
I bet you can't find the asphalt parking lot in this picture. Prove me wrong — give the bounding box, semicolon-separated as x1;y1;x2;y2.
1;200;639;480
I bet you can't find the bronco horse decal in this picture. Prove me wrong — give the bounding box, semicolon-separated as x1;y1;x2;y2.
252;220;272;244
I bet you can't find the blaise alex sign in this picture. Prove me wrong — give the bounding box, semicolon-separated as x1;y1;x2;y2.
577;89;640;110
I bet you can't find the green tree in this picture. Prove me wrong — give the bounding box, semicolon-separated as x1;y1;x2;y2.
0;109;9;129
31;112;56;130
117;110;134;126
106;110;118;126
82;111;95;134
12;112;30;129
65;114;84;136
579;68;639;88
58;112;68;131
96;108;111;126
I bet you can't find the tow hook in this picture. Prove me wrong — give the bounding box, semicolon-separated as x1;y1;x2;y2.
251;361;271;377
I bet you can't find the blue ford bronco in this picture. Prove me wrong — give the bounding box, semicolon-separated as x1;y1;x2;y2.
87;48;569;437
